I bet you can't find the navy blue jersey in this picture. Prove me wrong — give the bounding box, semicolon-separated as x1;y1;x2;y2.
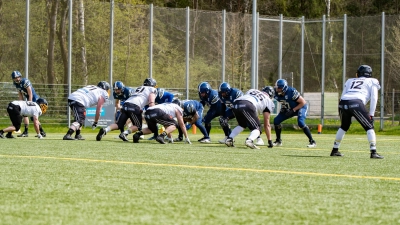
13;78;39;101
155;88;174;104
274;86;302;110
219;88;243;109
113;87;135;102
198;89;222;109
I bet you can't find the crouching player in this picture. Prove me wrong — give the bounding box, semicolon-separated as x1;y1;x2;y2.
0;98;48;139
132;103;192;144
225;87;275;149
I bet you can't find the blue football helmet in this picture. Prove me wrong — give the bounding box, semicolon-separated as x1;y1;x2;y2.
113;81;125;93
11;71;22;83
274;79;288;95
198;82;212;95
172;98;182;107
262;86;275;99
218;82;232;96
143;78;157;87
357;65;372;78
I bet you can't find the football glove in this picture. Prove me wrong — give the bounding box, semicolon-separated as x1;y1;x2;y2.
185;138;192;144
267;140;273;148
285;109;296;117
92;122;98;130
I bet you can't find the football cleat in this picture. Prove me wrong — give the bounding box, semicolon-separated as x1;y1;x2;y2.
218;136;228;144
119;133;129;142
165;136;174;143
35;132;47;138
132;132;141;143
156;135;166;144
75;134;85;140
63;134;75;140
330;150;343;157
307;140;317;148
147;136;156;140
0;132;4;139
370;152;384;159
174;137;183;142
256;137;265;146
6;133;15;139
17;132;28;137
199;138;211;143
96;128;107;141
273;139;282;147
245;139;260;149
225;137;235;147
198;137;207;142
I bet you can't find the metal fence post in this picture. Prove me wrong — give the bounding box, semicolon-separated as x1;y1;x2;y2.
109;0;114;85
185;7;190;100
321;15;326;126
149;4;153;78
222;9;226;82
25;0;30;79
67;0;73;126
380;12;385;131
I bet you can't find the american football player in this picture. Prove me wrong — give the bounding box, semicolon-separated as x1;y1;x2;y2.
132;102;191;144
96;78;157;142
63;81;110;140
172;99;209;142
330;65;383;159
0;98;48;139
197;82;224;143
225;89;275;149
273;79;316;148
11;71;47;138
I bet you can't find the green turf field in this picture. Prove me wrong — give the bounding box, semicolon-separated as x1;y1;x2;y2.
1;130;399;224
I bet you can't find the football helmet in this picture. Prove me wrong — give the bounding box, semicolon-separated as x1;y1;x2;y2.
157;88;165;99
186;103;195;114
143;78;157;87
357;65;372;78
262;86;275;99
98;81;111;96
274;79;288;95
113;81;125;93
198;82;211;95
172;98;182;107
36;98;48;114
218;82;231;96
11;71;22;83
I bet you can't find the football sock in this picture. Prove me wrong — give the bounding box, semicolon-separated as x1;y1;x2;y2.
367;129;376;150
248;129;261;141
333;128;346;149
67;128;74;135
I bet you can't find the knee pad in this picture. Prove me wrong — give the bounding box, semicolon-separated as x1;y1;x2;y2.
72;121;81;130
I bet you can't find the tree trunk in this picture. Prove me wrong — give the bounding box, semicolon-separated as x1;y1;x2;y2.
47;0;59;85
57;0;69;100
78;0;88;86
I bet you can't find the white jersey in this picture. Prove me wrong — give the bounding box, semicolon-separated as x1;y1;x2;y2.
148;103;183;118
11;100;42;118
235;89;275;114
68;85;109;108
125;86;157;108
341;77;380;115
